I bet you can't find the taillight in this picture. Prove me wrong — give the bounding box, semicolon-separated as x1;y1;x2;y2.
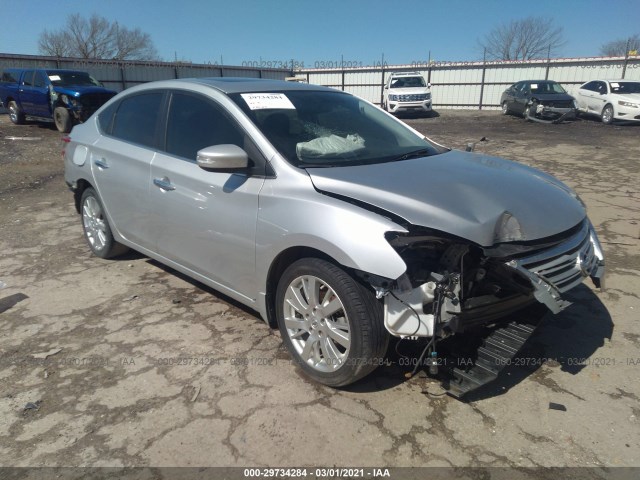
62;135;71;157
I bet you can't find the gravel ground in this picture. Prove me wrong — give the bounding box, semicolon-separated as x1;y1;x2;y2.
0;109;638;476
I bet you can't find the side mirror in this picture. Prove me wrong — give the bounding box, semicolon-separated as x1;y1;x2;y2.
383;85;388;90
197;144;249;171
427;83;432;88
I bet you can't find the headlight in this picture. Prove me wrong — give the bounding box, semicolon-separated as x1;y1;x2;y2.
61;95;80;107
389;94;398;101
618;100;639;108
494;212;524;243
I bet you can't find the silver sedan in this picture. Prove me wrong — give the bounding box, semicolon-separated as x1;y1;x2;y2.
64;78;604;396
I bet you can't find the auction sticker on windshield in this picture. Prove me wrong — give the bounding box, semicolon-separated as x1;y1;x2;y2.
240;93;295;110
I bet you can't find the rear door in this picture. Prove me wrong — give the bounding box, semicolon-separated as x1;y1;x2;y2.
90;90;165;249
513;82;530;114
17;70;38;115
149;90;266;299
576;81;597;112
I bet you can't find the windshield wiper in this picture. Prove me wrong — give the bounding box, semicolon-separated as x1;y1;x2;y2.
392;148;433;162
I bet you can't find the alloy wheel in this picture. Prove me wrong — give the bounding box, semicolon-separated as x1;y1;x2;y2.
282;275;351;372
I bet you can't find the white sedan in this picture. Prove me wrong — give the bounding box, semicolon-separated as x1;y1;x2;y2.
575;79;640;124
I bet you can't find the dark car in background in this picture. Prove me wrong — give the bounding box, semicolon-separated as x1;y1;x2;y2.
0;68;116;133
500;80;577;123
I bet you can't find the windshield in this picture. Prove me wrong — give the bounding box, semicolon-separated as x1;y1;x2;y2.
231;90;443;167
610;81;640;94
390;76;426;88
530;82;566;94
47;71;102;87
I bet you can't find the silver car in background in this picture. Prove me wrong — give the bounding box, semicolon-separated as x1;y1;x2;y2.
64;78;604;397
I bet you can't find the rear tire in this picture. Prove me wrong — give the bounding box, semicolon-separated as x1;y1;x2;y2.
8;101;25;125
80;188;129;259
276;258;389;387
54;106;73;133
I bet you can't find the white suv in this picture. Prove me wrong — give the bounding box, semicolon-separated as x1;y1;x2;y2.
383;72;432;114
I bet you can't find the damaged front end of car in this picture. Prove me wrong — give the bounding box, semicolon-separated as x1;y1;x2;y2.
525;100;577;124
368;217;604;397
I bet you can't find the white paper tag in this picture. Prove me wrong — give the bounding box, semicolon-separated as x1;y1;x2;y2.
48;75;61;81
610;82;619;88
530;83;538;89
240;93;295;110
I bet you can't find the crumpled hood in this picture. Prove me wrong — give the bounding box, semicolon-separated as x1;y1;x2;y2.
531;93;575;103
307;150;586;246
53;86;117;97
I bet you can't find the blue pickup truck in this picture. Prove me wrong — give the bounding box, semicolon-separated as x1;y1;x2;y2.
0;68;117;133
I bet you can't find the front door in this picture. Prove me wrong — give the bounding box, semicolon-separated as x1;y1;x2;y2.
149;91;265;300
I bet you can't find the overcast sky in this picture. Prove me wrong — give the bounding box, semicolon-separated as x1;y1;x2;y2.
2;0;639;66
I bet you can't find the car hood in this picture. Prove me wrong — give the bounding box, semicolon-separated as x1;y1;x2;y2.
53;86;117;97
307;150;586;246
613;93;640;103
389;87;430;95
531;93;575;102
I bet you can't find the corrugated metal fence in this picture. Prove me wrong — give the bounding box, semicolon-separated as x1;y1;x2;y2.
297;56;640;109
0;53;293;92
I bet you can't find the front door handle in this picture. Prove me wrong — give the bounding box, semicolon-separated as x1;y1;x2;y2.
153;177;175;191
94;158;109;169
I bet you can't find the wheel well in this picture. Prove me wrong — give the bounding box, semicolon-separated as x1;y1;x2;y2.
264;246;335;327
602;103;613;113
73;179;93;214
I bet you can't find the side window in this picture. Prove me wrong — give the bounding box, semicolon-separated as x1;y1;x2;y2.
165;92;245;161
21;70;35;86
111;92;163;148
97;101;118;135
33;71;47;88
1;70;19;83
597;81;607;94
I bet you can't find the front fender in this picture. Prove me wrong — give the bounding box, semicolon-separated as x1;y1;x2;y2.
255;183;409;291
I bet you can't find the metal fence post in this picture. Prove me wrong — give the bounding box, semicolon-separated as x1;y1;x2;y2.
478;48;486;110
622;38;631;79
120;64;126;90
545;45;551;80
380;53;386;106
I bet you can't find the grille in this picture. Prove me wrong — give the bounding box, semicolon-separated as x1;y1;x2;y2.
515;221;598;293
541;100;573;109
396;93;430;102
81;93;116;111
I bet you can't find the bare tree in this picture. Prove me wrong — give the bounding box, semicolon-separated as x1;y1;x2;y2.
38;29;73;57
600;34;640;57
480;16;566;61
38;14;158;60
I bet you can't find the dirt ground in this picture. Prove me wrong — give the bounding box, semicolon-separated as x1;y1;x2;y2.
0;109;639;476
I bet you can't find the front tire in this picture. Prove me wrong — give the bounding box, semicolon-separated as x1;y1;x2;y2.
54;106;73;133
501;101;509;115
8;101;25;125
80;188;129;259
601;104;614;125
276;258;389;387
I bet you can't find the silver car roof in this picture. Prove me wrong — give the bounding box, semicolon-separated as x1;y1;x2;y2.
154;77;335;94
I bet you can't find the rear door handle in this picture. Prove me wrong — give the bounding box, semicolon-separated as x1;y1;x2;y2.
153;177;175;191
94;158;109;169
